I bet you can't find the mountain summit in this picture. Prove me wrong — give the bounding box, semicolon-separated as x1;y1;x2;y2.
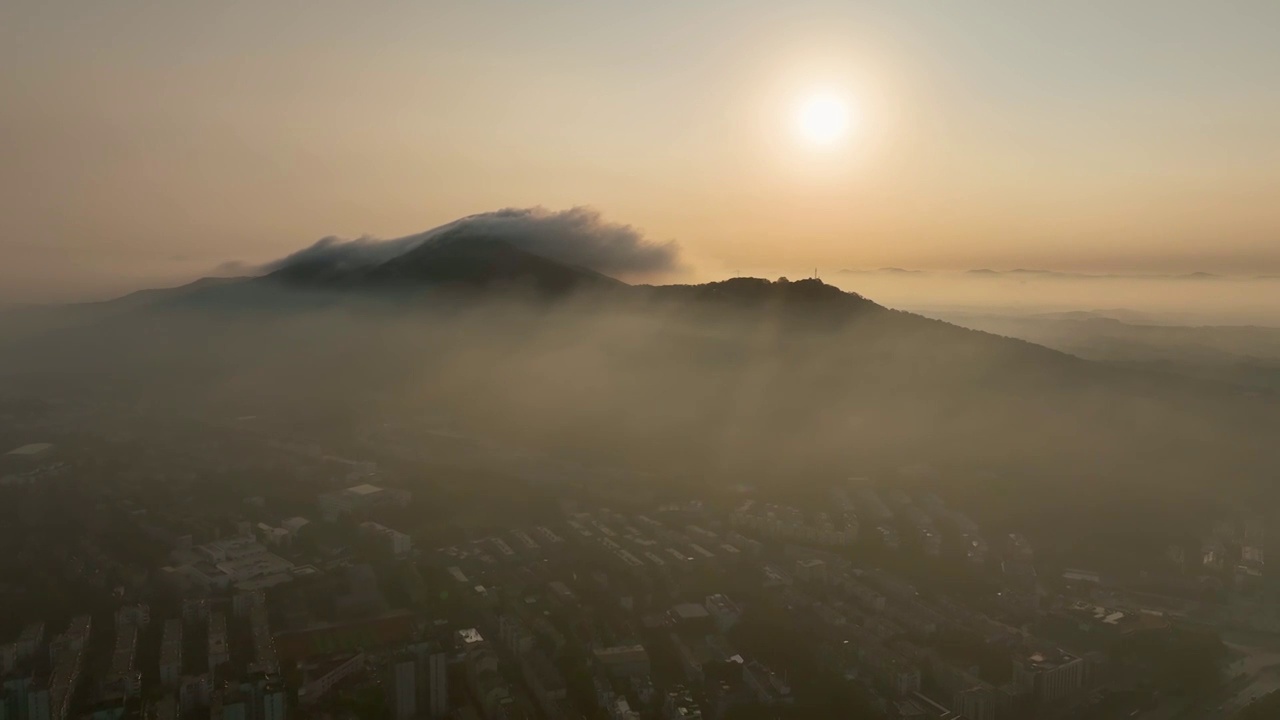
264;230;876;313
268;230;623;296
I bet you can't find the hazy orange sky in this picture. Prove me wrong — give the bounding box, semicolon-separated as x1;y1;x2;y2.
3;1;1279;301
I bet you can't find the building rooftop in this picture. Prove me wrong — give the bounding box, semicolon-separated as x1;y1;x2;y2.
594;645;648;659
301;652;364;683
346;483;383;496
282;517;310;532
548;580;575;597
673;603;710;621
524;651;567;693
64;616;91;640
7;443;53;456
458;628;484;645
705;594;740;615
1061;568;1102;584
217;551;295;582
1020;648;1079;671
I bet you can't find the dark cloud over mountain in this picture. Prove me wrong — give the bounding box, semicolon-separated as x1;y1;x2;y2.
264;207;680;278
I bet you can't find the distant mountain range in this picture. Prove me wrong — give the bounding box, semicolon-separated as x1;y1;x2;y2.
933;308;1280;392
838;267;926;275
837;268;1277;280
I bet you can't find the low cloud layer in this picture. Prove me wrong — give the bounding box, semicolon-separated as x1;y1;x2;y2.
265;207;680;278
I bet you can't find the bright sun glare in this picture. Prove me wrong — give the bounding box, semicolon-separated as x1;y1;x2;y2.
795;92;853;147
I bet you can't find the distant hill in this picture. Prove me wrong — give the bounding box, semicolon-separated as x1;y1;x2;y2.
643;276;872;309
959;269;1246;281
837;267;926;276
933;309;1280;391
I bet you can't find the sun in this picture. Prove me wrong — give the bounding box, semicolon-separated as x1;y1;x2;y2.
795;92;854;147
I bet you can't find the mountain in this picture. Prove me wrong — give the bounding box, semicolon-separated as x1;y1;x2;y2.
103;276;252;307
644;276;872;310
1;236;1278;537
268;231;621;296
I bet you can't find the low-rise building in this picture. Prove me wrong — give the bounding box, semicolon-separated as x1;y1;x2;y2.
663;687;702;719
167;539;295;593
593;645;651;679
319;484;410;520
795;559;828;584
360;522;412;557
299;653;366;705
743;661;793;705
704;594;742;633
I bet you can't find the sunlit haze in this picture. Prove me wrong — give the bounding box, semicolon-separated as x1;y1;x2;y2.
795;92;855;147
2;1;1280;303
6;4;1280;714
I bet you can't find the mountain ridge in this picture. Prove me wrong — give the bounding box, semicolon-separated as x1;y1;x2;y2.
1;237;1278;523
267;231;624;296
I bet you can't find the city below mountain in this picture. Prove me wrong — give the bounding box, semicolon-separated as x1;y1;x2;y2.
8;7;1279;717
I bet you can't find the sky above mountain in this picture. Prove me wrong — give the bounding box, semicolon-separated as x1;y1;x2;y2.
2;1;1280;301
